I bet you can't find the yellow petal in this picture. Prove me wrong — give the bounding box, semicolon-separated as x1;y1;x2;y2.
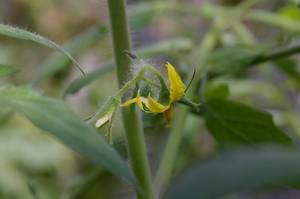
121;93;149;112
121;97;138;107
147;95;169;113
95;112;113;128
166;62;186;102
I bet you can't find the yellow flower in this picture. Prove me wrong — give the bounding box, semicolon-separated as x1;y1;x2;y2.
166;62;186;102
122;62;186;124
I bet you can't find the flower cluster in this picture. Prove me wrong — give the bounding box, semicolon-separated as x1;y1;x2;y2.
94;62;186;138
121;62;186;123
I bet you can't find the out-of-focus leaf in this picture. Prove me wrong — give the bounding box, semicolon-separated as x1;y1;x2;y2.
0;64;19;77
0;86;136;187
63;62;114;97
216;79;284;105
207;46;263;75
129;3;157;30
273;58;300;85
0;131;73;199
0;108;13;123
0;24;85;76
33;26;108;83
164;146;300;199
194;4;300;32
279;4;300;21
33;2;183;83
138;37;193;56
64;38;193;96
246;9;300;32
203;99;292;145
129;2;180;30
205;83;229;100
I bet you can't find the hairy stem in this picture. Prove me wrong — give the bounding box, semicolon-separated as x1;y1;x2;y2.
107;1;154;199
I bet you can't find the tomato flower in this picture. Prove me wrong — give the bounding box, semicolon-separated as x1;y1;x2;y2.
122;62;186;123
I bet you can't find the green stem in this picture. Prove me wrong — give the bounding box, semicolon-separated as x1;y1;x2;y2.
256;45;300;63
153;27;217;198
107;1;154;199
179;98;201;111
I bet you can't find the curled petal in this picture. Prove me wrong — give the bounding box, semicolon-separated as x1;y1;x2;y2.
121;93;149;112
95;112;113;128
121;97;138;107
147;95;169;113
166;62;186;102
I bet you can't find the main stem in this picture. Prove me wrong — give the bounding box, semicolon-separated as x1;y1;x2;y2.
107;1;154;199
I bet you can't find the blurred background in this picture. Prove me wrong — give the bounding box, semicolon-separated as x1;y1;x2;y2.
1;0;300;198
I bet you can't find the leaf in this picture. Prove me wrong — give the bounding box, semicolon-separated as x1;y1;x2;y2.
32;2;179;83
207;46;263;75
0;86;136;187
139;37;193;56
279;4;300;21
164;146;300;199
246;9;300;32
205;83;229;100
0;24;85;76
33;2;173;83
63;38;193;96
0;64;19;77
33;26;108;83
63;62;114;97
203;99;292;145
129;2;173;30
273;58;300;85
129;3;156;30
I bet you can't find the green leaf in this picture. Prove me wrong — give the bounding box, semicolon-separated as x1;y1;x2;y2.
203;99;292;145
0;24;85;76
246;9;300;32
0;86;136;187
33;2;178;83
273;58;300;85
208;46;263;75
129;3;156;30
164;146;300;199
33;26;108;83
63;62;114;97
205;83;229;100
279;4;300;21
0;64;19;77
129;2;173;30
63;38;193;96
